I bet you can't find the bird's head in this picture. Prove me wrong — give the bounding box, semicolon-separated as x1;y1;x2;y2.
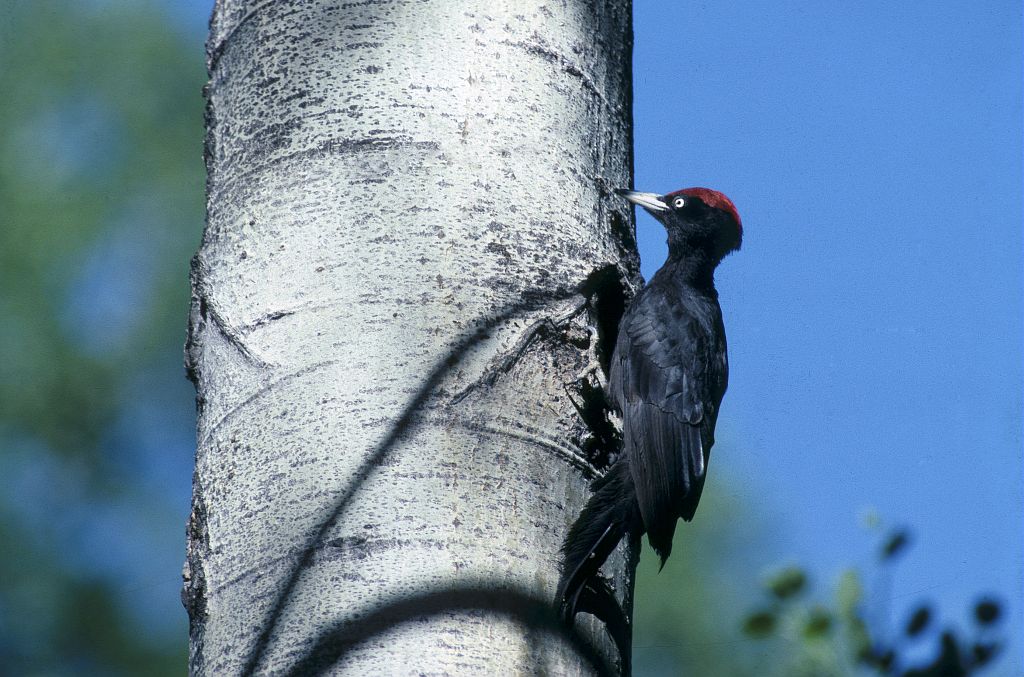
617;187;742;261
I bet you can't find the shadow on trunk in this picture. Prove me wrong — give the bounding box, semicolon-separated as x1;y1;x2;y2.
240;266;629;676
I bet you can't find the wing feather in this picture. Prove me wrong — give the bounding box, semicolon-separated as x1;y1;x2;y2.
609;281;727;558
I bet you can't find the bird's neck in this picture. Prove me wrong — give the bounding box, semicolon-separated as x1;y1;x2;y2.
663;251;718;292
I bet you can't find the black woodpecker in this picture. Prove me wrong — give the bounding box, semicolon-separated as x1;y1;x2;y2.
557;186;742;623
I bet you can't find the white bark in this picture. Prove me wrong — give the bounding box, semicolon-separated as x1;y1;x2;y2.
183;1;637;674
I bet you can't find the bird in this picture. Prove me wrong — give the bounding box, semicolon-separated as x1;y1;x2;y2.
556;186;742;629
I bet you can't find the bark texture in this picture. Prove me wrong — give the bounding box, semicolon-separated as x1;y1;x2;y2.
184;1;637;674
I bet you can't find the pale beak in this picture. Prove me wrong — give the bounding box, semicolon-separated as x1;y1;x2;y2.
615;189;669;213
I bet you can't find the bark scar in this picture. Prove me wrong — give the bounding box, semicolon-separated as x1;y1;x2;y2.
449;265;628;406
245;307;301;332
458;415;597;477
449;295;589;405
191;254;273;369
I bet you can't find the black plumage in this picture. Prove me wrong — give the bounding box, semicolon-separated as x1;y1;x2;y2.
557;187;742;629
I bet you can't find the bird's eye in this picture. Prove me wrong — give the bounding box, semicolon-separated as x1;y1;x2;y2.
672;197;686;209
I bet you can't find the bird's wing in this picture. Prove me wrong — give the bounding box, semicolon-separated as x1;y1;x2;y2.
609;285;725;557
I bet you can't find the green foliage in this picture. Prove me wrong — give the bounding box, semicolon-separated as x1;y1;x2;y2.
0;1;204;672
631;486;1010;677
881;530;910;561
631;475;779;677
738;528;1006;677
906;606;932;638
742;609;778;638
803;606;832;639
766;566;807;601
974;600;1000;626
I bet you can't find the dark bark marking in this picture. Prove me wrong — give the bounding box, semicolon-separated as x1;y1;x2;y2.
499;39;610;107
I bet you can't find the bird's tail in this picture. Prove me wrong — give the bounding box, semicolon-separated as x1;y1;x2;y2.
555;458;641;622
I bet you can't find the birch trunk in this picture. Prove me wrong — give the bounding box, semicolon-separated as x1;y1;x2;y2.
183;1;637;674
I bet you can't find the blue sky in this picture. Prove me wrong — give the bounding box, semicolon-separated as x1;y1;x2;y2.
631;0;1021;670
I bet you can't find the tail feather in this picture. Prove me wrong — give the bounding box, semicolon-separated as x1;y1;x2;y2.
576;576;633;677
556;459;640;621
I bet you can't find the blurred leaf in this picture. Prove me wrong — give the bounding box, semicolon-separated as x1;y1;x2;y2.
848;616;875;665
971;641;1000;667
903;631;965;677
765;566;807;600
835;569;863;618
802;606;832;638
875;648;894;672
973;599;1001;626
881;529;910;561
905;605;932;637
859;644;895;671
901;632;965;677
742;610;777;638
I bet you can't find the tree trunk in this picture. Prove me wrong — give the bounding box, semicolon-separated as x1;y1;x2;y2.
183;1;637;674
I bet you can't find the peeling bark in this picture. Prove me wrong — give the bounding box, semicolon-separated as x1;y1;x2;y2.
184;1;638;674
